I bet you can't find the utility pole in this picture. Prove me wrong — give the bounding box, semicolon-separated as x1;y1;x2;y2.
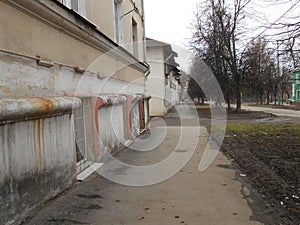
276;40;281;105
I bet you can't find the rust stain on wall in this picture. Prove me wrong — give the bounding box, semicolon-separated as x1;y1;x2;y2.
37;119;41;173
0;86;11;94
31;98;55;115
39;98;54;112
37;119;44;174
33;120;38;170
41;119;44;174
34;119;44;174
37;119;41;151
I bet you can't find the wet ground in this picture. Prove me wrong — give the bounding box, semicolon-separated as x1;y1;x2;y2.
198;106;300;225
21;105;262;225
21;104;300;225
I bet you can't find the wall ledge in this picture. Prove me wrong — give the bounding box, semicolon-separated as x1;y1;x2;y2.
131;94;144;105
97;95;127;107
0;97;81;124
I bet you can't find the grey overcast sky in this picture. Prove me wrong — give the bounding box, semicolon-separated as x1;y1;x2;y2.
143;0;299;72
144;0;199;47
144;0;300;48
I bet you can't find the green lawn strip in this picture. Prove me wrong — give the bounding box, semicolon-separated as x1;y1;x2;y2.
225;123;300;137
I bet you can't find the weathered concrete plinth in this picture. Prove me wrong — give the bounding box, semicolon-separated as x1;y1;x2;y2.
0;97;81;225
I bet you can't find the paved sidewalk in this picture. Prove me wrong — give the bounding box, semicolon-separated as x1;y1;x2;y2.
22;106;262;225
242;105;300;118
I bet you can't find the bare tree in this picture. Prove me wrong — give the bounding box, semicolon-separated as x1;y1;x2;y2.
187;77;205;104
262;0;300;69
243;38;277;104
191;0;252;111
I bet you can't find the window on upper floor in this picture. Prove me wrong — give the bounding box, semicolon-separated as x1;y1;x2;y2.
71;0;79;12
297;90;300;100
114;0;124;44
58;0;86;17
132;18;139;58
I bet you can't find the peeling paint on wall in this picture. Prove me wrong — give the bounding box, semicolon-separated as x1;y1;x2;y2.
0;115;75;225
0;52;145;98
0;97;80;225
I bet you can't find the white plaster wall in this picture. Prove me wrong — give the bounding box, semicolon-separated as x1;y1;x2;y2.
165;84;172;108
146;47;166;116
0;52;144;98
131;101;141;137
147;77;165;116
0;114;74;225
144;100;149;127
165;76;181;111
0;115;73;181
98;104;125;154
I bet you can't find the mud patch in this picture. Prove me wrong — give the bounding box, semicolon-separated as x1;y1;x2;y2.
47;218;89;224
77;194;103;199
86;204;103;210
221;123;300;225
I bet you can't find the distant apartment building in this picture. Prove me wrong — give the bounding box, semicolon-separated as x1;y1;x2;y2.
292;70;300;105
0;0;149;224
146;38;181;116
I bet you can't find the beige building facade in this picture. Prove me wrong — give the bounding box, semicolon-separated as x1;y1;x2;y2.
0;0;148;97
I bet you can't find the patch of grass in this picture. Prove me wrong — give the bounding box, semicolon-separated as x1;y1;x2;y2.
226;123;300;135
193;105;211;109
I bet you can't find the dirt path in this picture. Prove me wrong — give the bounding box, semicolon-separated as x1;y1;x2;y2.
22;106;261;225
242;104;300;118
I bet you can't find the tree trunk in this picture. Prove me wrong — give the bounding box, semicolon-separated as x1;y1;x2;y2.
227;99;231;110
235;68;241;112
236;91;241;112
231;33;241;112
281;87;284;106
201;97;205;104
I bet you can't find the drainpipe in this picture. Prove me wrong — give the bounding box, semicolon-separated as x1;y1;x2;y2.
164;53;175;63
141;0;150;114
141;0;149;74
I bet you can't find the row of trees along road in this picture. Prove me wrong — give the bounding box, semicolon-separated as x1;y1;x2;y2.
188;0;300;111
